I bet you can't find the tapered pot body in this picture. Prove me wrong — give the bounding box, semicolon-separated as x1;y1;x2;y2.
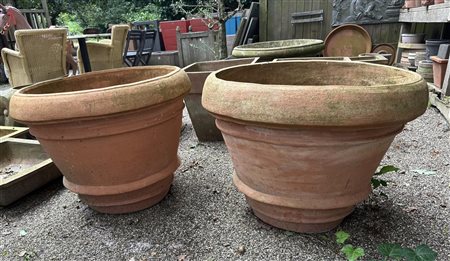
202;61;428;233
10;66;191;214
183;58;257;141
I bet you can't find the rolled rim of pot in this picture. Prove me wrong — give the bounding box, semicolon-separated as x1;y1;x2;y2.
232;39;324;58
10;66;191;123
201;61;428;127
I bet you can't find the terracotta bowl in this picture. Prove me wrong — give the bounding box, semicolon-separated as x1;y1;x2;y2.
232;39;324;59
202;61;428;233
10;66;191;214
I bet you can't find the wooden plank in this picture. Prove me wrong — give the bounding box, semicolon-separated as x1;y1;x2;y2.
292;10;323;16
233;16;247;48
244;18;259;44
291;17;323;24
442;56;450;95
259;0;267;41
395;23;412;64
266;0;276;40
429;93;450;123
302;0;312;39
289;0;297;39
311;0;321;39
41;0;51;26
322;0;331;39
399;3;450;23
281;0;290;40
271;0;282;40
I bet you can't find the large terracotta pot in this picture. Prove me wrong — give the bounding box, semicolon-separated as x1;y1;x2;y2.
183;58;257;141
202;61;428;233
232;39;324;59
9;66;191;214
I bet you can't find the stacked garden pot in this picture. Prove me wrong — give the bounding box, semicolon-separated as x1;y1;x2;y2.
202;61;428;233
9;66;191;214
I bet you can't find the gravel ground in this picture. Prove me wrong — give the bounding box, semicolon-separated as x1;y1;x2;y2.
0;107;449;261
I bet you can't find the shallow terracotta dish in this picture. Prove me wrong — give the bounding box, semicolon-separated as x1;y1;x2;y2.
202;61;428;233
324;24;372;57
9;66;191;214
232;39;324;59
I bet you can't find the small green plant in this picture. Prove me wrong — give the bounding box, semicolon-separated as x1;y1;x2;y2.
371;165;399;190
378;243;437;261
335;231;365;261
334;231;438;261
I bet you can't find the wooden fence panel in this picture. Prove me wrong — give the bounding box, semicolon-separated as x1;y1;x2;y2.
261;0;404;46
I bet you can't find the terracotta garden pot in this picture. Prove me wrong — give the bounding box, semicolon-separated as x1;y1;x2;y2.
232;39;324;59
183;58;257;141
202;61;428;233
9;66;191;214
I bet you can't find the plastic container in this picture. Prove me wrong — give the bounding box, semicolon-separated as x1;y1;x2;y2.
426;39;450;59
415;52;427;67
402;33;425;43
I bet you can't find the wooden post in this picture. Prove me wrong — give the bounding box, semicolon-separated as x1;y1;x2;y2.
259;0;268;42
41;0;51;27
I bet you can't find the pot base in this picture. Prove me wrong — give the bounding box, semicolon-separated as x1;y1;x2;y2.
248;198;351;233
238;175;354;233
76;174;174;214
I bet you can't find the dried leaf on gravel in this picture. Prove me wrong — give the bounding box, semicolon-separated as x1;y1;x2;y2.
411;169;437;176
237;245;246;255
19;230;27;237
403;207;418;213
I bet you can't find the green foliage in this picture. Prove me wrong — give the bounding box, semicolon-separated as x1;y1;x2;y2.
378;244;437;261
56;13;82;35
126;4;161;23
335;231;437;261
372;165;399;190
378;243;406;259
341;244;365;261
336;231;350;244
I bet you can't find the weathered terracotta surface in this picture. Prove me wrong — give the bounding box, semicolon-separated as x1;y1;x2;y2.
324;24;372;57
10;66;191;214
183;58;257;141
202;61;428;233
232;39;324;59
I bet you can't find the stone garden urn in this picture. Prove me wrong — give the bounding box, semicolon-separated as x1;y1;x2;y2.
9;66;191;214
202;61;428;233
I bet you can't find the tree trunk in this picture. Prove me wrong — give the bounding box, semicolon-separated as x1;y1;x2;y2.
217;0;228;59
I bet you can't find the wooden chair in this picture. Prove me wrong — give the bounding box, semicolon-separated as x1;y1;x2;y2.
124;29;156;67
1;28;67;87
131;20;164;51
77;24;129;73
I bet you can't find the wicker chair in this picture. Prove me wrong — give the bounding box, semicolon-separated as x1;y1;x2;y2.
77;24;129;73
1;28;67;87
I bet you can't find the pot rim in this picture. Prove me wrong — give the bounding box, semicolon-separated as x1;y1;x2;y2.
13;66;181;98
233;39;324;52
202;60;428;127
10;66;191;123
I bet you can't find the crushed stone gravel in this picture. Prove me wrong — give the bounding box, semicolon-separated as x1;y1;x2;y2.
0;108;449;260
